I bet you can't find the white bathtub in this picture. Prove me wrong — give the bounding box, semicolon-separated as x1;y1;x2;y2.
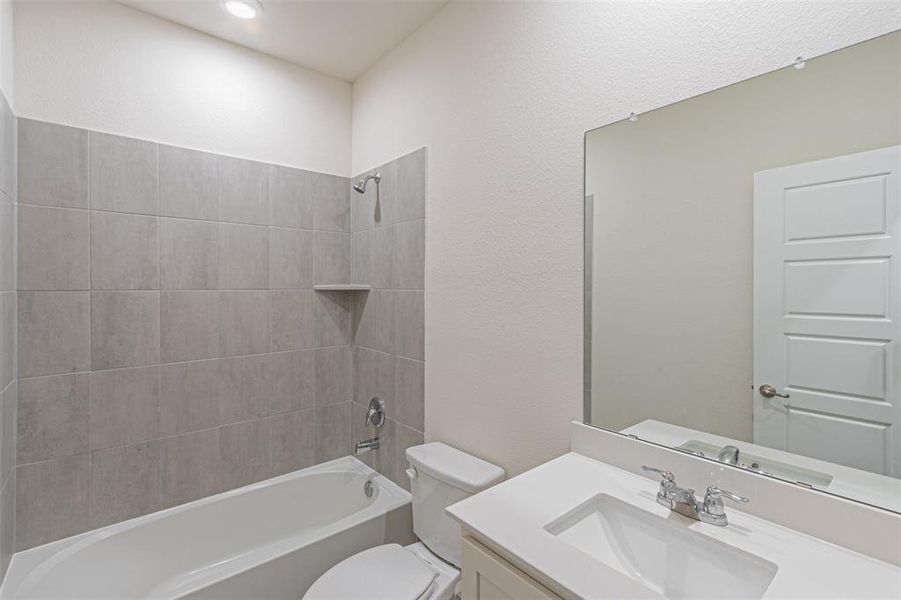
1;456;413;600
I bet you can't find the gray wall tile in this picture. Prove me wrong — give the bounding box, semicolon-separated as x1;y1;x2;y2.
314;232;350;285
353;347;395;409
0;194;16;291
0;94;16;200
314;346;350;406
91;292;160;370
91;366;161;450
269;290;314;352
160;291;219;362
16;453;92;550
267;350;315;415
268;408;315;476
17;373;91;464
315;402;349;463
92;440;162;527
1;475;14;576
18;119;88;209
1;381;16;481
395;291;424;361
350;230;372;285
219;157;268;225
90;132;159;215
395;357;424;432
312;173;349;232
269;227;312;289
160;359;221;436
18;291;90;377
12;125;375;547
395;148;426;223
0;293;15;389
18;205;90;290
91;212;159;290
349;150;426;490
315;291;351;347
372;226;396;289
219;354;269;424
159;145;218;220
220;419;272;489
269;165;312;229
394;220;424;289
160;218;218;290
218;223;268;289
353;290;395;354
160;428;222;508
220;291;269;357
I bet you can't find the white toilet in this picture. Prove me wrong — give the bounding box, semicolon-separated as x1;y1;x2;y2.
303;442;505;600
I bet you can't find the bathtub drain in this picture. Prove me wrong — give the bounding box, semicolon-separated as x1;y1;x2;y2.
364;479;374;498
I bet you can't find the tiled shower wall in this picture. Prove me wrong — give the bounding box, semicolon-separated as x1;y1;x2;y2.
350;149;426;490
14;119;356;550
0;93;17;578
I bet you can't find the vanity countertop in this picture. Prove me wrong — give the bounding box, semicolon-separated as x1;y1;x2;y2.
447;452;901;600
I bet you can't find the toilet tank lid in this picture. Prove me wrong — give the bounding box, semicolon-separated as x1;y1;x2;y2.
406;442;505;494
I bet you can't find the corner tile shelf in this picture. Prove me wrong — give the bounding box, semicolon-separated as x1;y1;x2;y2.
313;284;371;291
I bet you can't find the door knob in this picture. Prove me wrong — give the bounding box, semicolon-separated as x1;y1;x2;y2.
758;384;790;399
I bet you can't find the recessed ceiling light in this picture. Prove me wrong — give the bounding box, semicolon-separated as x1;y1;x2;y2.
222;0;262;20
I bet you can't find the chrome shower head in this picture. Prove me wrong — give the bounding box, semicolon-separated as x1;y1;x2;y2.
353;172;381;194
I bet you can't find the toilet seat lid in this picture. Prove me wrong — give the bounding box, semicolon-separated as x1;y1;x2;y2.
304;544;437;600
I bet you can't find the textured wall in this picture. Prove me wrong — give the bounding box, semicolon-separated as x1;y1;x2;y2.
349;149;426;490
351;1;901;477
14;0;351;176
14;119;355;550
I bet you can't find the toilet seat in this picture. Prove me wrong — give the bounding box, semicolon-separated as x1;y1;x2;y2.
303;544;438;600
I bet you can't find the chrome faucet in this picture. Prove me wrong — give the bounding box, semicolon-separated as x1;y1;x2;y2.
716;445;740;465
354;438;380;454
354;397;386;455
641;465;749;526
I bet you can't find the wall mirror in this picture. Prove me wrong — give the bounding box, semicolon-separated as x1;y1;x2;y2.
584;31;901;513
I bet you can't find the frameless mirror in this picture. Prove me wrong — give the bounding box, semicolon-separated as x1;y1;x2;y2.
584;31;901;513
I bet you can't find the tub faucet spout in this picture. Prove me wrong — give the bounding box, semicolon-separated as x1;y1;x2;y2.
354;437;380;455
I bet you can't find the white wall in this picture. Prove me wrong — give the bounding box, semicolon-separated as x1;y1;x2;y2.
14;0;351;175
0;0;13;104
351;1;901;476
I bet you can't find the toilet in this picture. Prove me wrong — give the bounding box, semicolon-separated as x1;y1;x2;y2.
303;442;505;600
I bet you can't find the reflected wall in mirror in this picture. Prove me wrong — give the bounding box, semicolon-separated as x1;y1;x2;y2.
585;31;901;513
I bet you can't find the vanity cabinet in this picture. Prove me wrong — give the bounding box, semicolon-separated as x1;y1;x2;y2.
461;536;560;600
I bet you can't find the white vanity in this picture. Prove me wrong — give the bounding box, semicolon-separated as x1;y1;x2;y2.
448;424;901;599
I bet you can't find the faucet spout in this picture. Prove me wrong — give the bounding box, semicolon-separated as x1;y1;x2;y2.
716;445;740;465
354;437;380;455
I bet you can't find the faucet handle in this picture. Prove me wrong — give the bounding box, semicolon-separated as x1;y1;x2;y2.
641;465;675;483
706;486;748;504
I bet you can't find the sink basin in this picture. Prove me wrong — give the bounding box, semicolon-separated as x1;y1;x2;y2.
545;494;778;599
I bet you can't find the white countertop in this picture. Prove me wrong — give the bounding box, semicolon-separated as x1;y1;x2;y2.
447;452;901;599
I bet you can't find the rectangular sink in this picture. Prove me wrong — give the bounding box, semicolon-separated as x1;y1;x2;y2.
545;494;778;600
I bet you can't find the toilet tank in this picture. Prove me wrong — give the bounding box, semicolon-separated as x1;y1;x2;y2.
405;442;505;568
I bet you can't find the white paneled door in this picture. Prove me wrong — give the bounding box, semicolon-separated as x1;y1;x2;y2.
754;146;901;477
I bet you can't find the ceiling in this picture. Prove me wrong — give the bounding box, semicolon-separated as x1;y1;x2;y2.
117;0;448;81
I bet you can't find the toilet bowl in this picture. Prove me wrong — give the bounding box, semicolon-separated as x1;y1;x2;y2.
303;442;505;600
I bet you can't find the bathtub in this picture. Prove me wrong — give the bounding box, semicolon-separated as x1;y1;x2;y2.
1;456;413;599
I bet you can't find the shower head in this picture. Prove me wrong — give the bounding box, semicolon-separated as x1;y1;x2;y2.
353;172;381;194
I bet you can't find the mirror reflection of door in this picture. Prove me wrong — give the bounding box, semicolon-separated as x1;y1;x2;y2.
754;146;901;477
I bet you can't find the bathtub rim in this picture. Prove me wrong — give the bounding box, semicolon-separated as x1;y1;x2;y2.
2;456;411;599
